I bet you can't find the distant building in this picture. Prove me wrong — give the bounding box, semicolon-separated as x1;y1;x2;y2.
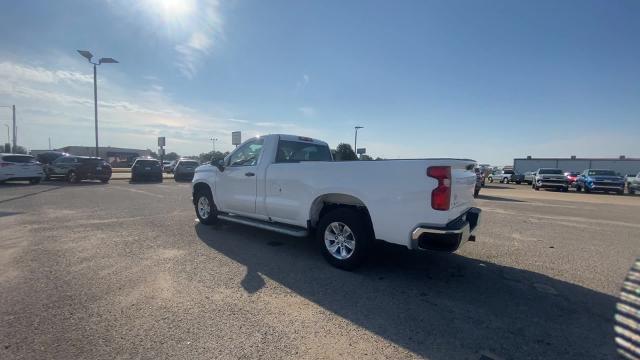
514;156;640;176
47;146;153;167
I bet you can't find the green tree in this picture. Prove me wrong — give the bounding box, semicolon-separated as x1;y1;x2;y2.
13;145;27;154
199;150;229;164
360;154;373;161
334;143;357;161
149;150;158;159
164;152;180;161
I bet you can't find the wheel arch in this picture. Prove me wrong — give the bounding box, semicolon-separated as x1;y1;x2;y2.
193;181;214;205
309;193;375;238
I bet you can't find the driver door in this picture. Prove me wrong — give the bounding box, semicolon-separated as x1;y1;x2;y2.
216;138;264;215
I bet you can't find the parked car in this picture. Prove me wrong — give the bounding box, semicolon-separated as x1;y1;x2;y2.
510;173;525;184
47;155;112;183
0;154;44;184
488;169;513;183
575;169;625;194
565;171;580;187
131;158;163;182
174;159;200;181
192;134;481;270
532;168;569;191
523;171;535;185
36;151;67;165
474;168;482;198
626;172;640;195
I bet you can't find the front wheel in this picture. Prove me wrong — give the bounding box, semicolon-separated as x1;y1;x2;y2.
195;189;218;225
488;177;494;183
316;208;373;271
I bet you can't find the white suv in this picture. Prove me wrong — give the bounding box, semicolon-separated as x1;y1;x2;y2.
0;154;44;184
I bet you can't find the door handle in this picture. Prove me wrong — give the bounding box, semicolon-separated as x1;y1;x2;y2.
245;172;255;177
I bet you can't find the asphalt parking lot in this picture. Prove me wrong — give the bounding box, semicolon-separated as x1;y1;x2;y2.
1;181;639;359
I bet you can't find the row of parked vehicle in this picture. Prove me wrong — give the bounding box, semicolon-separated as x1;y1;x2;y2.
486;166;640;195
0;151;200;184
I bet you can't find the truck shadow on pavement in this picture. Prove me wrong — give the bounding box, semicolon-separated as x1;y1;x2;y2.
476;194;526;203
194;223;617;360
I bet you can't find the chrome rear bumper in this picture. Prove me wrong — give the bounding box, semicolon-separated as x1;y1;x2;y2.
410;207;481;252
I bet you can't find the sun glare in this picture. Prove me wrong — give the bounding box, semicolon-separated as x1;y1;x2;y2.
150;0;195;22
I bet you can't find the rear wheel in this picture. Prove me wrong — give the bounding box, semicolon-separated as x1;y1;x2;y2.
101;179;109;184
629;186;636;195
67;171;79;183
195;189;217;225
29;178;41;184
316;208;373;270
575;185;582;192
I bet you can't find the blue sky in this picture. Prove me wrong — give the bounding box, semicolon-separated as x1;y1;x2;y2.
0;0;638;165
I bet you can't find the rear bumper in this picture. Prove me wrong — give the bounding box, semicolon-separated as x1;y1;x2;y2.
410;207;481;252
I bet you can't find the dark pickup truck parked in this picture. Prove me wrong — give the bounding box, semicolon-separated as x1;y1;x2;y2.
46;155;112;183
575;169;625;194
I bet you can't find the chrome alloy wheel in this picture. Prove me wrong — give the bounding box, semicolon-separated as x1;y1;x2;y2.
324;222;356;260
197;196;211;219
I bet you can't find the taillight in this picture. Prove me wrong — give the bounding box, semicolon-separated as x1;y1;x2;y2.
0;162;13;168
427;166;451;211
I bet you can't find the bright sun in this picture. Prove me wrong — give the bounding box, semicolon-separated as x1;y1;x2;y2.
150;0;195;22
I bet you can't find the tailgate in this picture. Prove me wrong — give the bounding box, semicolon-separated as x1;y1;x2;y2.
450;161;477;213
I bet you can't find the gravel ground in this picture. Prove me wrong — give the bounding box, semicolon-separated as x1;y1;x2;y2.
1;180;638;359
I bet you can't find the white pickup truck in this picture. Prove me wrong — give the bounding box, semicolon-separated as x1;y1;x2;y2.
191;134;481;269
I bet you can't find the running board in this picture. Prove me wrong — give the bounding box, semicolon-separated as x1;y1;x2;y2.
217;214;309;237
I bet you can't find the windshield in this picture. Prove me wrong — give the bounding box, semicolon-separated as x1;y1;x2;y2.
588;170;616;176
179;161;199;167
134;160;159;166
539;169;563;174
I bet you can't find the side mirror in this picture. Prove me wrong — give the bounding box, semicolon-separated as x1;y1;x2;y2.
215;159;225;172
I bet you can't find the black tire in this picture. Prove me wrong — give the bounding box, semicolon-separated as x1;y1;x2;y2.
561;186;568;192
575;185;582;192
473;188;480;198
516;180;522;185
488;177;493;183
584;187;591;194
101;179;109;184
67;171;79;183
316;208;373;270
29;178;41;184
617;190;624;195
194;188;218;225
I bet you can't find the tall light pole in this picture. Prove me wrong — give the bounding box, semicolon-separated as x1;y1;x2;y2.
77;50;118;157
354;126;363;157
210;138;218;152
0;105;15;152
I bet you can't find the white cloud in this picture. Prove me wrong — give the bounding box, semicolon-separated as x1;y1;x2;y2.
0;61;92;84
296;74;310;91
0;59;324;154
298;106;316;117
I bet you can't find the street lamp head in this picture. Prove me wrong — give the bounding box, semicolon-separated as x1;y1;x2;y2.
77;50;93;61
355;126;364;130
99;57;118;64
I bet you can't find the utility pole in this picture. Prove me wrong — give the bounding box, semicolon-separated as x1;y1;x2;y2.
77;50;118;158
48;137;51;150
210;138;218;152
354;126;363;158
12;105;16;152
3;124;9;148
